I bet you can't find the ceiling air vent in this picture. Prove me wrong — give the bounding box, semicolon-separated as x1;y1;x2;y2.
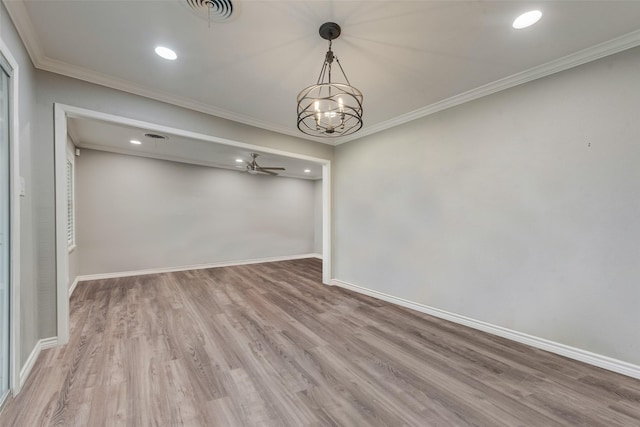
185;0;233;22
144;133;168;140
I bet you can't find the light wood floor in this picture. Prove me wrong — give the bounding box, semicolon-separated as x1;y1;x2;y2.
2;258;640;426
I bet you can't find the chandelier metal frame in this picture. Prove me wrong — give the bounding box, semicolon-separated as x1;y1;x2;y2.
296;22;363;137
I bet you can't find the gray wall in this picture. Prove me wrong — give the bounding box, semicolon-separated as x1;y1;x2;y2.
334;46;640;366
76;149;316;275
1;2;39;367
313;179;322;255
33;70;333;338
7;0;640;374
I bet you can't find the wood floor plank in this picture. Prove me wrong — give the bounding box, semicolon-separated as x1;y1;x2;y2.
2;258;640;426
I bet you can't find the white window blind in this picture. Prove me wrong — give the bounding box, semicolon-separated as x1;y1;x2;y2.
66;157;75;247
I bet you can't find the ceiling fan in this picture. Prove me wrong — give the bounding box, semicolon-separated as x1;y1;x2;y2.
245;153;285;176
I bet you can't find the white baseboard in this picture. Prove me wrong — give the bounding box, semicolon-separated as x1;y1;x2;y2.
40;337;58;350
19;337;58;390
310;253;323;259
330;279;640;380
68;277;79;297
76;253;321;282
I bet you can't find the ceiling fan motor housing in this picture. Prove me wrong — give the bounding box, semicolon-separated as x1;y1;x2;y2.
244;153;285;176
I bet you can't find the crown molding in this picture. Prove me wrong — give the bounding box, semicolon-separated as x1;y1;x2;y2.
337;28;640;145
36;55;337;145
5;0;640;147
2;0;335;146
2;0;43;65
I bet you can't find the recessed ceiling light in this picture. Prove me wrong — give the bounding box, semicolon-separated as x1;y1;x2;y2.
513;10;542;29
304;169;311;173
235;158;243;163
130;139;142;145
155;46;177;60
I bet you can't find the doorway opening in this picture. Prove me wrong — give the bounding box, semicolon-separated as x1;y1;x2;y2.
53;104;332;345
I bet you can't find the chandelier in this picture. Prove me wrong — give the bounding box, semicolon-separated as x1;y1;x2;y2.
297;22;363;137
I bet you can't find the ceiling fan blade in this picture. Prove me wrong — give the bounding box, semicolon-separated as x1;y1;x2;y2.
258;167;286;171
259;169;278;176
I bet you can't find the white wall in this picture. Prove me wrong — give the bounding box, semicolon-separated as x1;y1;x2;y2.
75;149;316;275
334;46;640;366
1;2;38;368
313;179;322;255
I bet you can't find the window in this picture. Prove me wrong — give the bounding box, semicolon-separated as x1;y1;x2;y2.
66;150;75;250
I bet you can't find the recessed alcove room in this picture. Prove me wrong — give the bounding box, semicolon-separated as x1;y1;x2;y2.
1;1;640;425
65;116;325;283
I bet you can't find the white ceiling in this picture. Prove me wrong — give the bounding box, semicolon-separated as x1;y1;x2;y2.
7;1;640;144
68;116;323;180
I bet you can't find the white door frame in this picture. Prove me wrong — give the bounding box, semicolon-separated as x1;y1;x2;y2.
0;37;22;395
53;103;332;345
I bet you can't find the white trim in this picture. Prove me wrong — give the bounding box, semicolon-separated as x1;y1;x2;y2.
35;28;640;147
39;337;58;350
321;162;331;284
7;1;640;147
0;1;45;69
76;253;322;282
38;56;333;145
54;104;70;346
0;34;22;396
330;279;640;380
18;337;57;389
336;29;640;145
18;343;39;389
54;103;333;349
310;253;323;260
58;104;330;164
68;277;79;298
2;0;332;145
